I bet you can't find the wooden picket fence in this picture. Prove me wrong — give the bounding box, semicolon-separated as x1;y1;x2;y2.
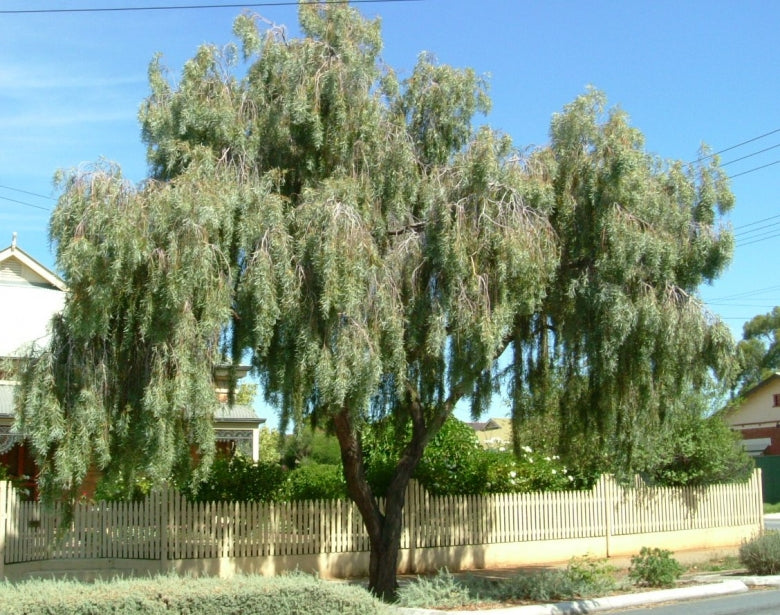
0;470;764;576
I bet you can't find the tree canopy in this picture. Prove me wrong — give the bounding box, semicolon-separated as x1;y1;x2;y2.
734;306;780;394
510;92;735;464
16;2;735;599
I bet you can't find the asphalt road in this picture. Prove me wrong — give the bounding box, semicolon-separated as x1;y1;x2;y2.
764;515;780;531
603;588;780;614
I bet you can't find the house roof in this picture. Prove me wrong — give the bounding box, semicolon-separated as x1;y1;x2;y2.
215;404;264;425
0;241;66;291
0;241;67;357
722;372;780;420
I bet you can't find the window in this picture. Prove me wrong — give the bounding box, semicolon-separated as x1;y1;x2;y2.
774;394;780;408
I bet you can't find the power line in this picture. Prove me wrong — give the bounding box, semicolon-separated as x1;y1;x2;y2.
729;159;780;179
706;284;780;302
0;195;51;212
734;213;780;232
721;143;780;167
0;0;420;15
696;128;780;163
0;184;56;201
738;231;780;248
734;221;780;243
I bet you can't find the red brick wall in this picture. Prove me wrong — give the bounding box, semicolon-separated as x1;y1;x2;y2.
739;426;780;455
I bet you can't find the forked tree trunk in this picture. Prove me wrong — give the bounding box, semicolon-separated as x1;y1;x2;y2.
333;409;424;601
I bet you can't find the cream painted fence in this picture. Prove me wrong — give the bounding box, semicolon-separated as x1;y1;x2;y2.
0;470;764;580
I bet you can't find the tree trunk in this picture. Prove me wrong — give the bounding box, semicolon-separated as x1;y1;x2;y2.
332;407;427;601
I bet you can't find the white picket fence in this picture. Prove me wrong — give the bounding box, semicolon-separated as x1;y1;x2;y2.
0;470;764;579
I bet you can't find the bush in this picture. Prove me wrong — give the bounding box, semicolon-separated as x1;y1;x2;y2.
565;555;618;595
0;573;390;615
641;407;754;487
399;557;619;608
185;454;287;502
395;569;473;609
484;448;576;493
739;531;780;575
285;462;347;500
362;417;488;496
628;547;684;587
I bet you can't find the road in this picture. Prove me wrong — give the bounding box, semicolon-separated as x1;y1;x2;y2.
764;515;780;531
604;588;780;614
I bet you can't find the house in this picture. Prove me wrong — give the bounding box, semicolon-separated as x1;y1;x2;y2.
466;417;512;450
0;237;265;494
722;372;780;456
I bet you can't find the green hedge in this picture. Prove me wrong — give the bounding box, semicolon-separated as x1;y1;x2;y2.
0;573;389;614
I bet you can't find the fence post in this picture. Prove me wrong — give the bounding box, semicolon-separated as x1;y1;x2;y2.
600;475;613;558
160;487;169;572
0;481;7;579
755;467;764;528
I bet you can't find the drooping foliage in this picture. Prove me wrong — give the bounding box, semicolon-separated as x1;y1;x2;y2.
16;3;735;600
509;91;735;466
734;306;780;393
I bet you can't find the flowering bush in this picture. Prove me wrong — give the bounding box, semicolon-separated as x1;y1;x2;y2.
484;447;575;493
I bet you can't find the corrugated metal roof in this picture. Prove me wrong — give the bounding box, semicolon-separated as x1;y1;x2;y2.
214;404;264;424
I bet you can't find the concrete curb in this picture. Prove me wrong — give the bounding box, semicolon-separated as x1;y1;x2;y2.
396;579;749;614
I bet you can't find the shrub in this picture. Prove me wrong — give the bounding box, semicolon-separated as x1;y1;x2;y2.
739;531;780;575
185;453;287;502
362;417;488;496
395;569;473;609
285;462;347;500
628;547;684;587
565;555;618;595
0;573;390;614
484;448;576;493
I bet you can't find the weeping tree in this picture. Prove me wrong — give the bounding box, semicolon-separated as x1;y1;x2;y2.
18;4;553;598
509;91;736;471
16;3;735;601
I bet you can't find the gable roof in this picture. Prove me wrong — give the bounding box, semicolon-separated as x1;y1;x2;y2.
0;242;66;291
722;372;780;420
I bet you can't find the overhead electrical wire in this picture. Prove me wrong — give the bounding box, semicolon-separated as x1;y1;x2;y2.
0;195;51;212
721;143;780;167
729;159;780;180
0;184;55;201
0;0;420;15
695;127;780;163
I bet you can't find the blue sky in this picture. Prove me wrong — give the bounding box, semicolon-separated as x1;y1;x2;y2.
1;0;778;418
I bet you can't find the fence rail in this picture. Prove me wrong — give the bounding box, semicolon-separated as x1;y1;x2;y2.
0;470;764;577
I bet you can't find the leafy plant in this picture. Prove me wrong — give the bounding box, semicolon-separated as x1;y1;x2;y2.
184;453;287;502
395;569;473;609
642;411;754;487
0;572;390;615
628;547;684;587
285;462;347;501
739;531;780;575
565;555;618;594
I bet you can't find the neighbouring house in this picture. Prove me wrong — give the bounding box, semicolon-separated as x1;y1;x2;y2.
466;417;512;450
0;237;265;496
722;372;780;456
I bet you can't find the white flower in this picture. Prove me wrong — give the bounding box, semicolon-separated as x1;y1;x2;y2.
568;475;575;482
499;446;506;452
545;456;551;461
522;445;533;453
509;471;517;478
551;469;557;474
